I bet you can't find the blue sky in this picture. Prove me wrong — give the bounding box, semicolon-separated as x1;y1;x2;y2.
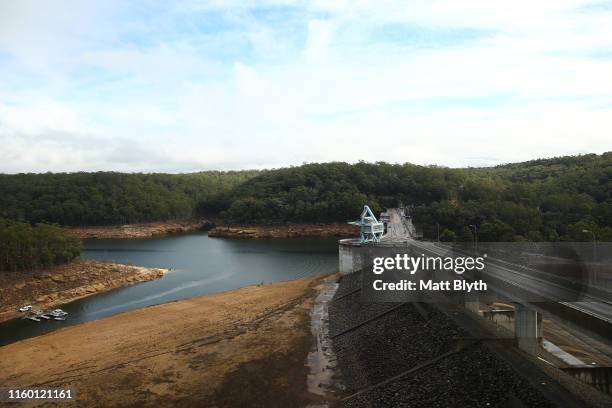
1;0;611;172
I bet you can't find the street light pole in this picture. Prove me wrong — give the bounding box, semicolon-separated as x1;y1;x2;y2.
469;224;478;253
436;222;440;243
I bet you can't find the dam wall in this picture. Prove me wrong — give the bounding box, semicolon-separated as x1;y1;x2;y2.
339;239;364;274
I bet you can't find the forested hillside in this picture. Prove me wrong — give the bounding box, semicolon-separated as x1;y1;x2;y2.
0;153;610;242
0;220;80;271
207;153;612;242
416;153;612;242
0;171;259;226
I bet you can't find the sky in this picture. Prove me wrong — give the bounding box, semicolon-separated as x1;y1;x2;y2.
1;0;612;173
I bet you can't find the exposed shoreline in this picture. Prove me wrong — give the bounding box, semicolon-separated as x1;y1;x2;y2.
0;259;167;323
0;274;331;407
64;219;359;239
208;223;358;238
65;218;214;239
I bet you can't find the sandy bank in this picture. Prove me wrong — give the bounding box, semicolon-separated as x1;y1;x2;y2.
0;274;331;407
66;220;358;240
0;260;167;323
208;223;358;238
65;219;213;239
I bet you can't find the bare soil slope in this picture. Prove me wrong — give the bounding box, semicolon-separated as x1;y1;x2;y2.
0;275;328;407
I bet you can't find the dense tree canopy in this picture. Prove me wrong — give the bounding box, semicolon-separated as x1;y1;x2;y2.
209;153;612;242
0;171;259;226
0;153;610;242
0;220;81;271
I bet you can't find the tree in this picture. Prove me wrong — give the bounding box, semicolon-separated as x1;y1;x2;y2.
0;219;81;271
479;220;515;242
565;219;599;241
457;227;474;243
439;229;456;242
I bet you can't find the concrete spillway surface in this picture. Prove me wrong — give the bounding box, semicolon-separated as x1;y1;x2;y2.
327;272;605;407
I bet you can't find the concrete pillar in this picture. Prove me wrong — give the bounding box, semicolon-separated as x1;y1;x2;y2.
338;243;353;273
465;290;480;314
482;309;514;332
514;304;543;355
338;240;363;273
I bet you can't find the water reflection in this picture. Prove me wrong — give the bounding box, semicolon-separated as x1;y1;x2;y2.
0;233;339;346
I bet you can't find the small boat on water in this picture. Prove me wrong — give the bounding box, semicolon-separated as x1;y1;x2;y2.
20;307;68;322
48;309;68;317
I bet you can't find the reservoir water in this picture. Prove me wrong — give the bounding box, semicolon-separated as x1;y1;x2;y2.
0;233;339;346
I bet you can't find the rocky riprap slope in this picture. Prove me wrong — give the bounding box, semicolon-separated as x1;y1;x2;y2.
328;272;563;408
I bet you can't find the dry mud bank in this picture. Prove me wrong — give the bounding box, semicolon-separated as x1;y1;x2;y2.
208;223;358;238
65;219;213;239
0;274;331;407
66;219;358;240
0;260;167;323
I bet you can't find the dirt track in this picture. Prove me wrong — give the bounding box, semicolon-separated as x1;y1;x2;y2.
0;275;330;407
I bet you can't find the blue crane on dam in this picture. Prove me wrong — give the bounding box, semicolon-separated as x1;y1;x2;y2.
349;205;385;243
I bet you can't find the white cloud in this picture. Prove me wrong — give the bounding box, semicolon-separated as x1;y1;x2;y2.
0;0;611;172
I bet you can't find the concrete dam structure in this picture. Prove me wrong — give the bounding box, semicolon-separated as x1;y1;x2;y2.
335;205;612;401
339;207;415;273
